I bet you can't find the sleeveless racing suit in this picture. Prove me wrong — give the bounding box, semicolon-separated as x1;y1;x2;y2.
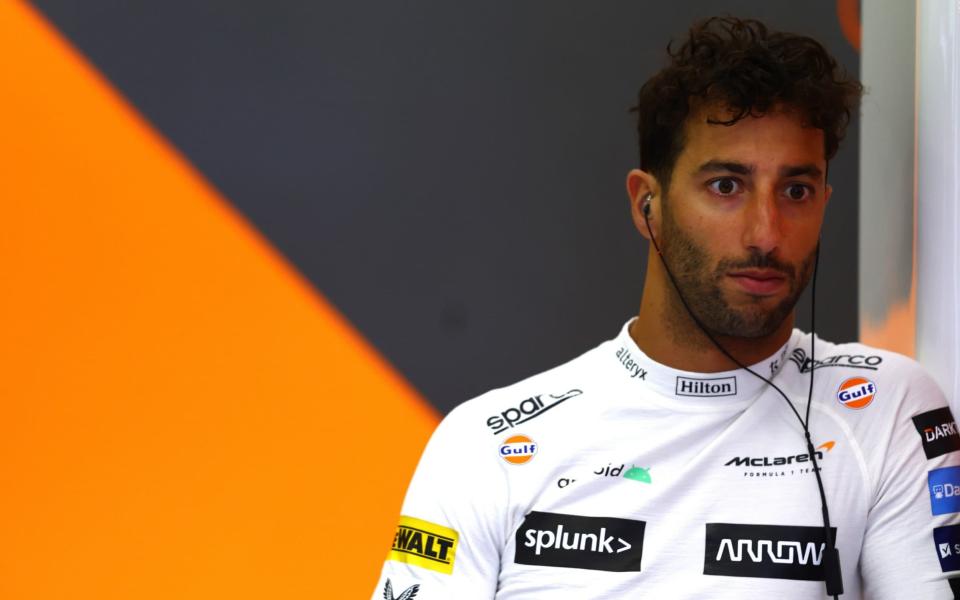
372;319;960;599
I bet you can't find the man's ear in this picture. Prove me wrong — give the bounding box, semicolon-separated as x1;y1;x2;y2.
824;183;833;206
626;168;659;241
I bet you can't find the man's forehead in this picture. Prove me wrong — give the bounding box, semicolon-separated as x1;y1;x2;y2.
678;105;827;172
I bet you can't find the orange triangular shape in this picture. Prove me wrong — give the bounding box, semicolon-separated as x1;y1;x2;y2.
0;2;437;597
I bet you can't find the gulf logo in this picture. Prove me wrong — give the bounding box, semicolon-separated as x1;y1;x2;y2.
836;377;877;409
499;434;537;465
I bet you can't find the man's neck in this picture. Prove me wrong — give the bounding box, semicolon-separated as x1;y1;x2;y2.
630;274;795;373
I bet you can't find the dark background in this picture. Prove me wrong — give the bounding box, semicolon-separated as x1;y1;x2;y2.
32;0;860;413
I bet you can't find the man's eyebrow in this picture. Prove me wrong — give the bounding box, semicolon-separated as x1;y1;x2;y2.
695;160;754;175
694;161;824;180
779;164;824;179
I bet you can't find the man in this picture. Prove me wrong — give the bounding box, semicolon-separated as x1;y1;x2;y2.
372;17;960;599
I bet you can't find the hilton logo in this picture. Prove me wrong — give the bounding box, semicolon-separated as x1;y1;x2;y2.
676;376;737;397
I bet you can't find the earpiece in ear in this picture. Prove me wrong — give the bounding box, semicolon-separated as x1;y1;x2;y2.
642;193;653;217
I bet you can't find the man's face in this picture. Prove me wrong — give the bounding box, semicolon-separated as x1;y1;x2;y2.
658;106;830;338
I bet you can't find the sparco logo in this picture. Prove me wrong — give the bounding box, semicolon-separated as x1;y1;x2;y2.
486;389;582;435
514;511;645;572
615;347;648;380
789;348;883;373
913;407;960;459
704;523;836;581
676;376;737;397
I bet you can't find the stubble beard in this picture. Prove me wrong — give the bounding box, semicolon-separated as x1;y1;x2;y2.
658;202;816;341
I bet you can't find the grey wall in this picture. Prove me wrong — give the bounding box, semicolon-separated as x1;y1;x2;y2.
32;0;861;413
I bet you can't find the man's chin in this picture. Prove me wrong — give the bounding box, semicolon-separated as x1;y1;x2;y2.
709;304;791;339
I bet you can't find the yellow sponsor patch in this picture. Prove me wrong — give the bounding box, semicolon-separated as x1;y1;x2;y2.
387;515;459;575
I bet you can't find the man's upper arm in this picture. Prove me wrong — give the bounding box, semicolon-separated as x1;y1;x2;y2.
860;370;960;599
371;403;508;600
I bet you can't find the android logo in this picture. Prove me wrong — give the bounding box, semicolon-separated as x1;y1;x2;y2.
623;465;651;484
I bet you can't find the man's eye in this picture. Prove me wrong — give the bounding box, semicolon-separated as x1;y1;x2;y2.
785;184;812;201
707;178;741;195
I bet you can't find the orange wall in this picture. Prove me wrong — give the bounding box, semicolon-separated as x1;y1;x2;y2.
0;1;437;597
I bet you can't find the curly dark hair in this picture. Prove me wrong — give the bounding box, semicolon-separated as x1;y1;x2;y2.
633;17;863;192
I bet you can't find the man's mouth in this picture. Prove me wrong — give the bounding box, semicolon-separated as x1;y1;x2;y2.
726;269;787;296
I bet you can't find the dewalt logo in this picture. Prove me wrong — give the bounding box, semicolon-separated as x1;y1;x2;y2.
387;515;459;575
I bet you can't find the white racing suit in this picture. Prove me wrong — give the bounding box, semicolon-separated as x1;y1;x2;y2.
373;319;960;599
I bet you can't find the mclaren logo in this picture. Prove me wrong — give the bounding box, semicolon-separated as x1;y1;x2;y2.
724;441;835;467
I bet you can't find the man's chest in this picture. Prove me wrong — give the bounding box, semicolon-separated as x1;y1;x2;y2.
493;403;867;598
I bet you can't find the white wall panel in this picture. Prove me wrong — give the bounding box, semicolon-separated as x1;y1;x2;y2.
917;0;960;405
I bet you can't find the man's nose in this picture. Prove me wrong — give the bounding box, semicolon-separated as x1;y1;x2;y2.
742;188;783;255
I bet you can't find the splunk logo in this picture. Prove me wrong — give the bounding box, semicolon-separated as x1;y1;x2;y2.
704;523;836;581
486;389;582;435
676;376;737;397
724;441;835;468
514;511;645;572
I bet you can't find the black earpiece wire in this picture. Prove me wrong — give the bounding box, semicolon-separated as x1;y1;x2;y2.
642;196;842;598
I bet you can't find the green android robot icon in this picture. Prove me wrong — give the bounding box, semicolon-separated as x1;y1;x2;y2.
623;465;651;484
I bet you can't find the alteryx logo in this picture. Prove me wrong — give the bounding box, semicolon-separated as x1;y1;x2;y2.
928;466;960;515
615;347;649;381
